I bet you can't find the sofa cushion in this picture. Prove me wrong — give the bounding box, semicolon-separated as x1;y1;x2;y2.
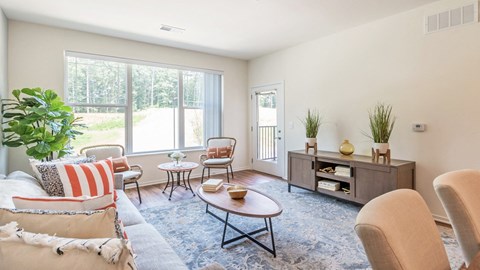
37;158;115;198
0;178;48;208
0;207;120;239
125;223;188;270
0;222;136;270
116;191;146;226
12;193;115;211
30;156;96;181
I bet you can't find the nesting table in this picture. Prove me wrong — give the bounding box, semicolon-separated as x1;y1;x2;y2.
158;162;198;200
196;184;283;257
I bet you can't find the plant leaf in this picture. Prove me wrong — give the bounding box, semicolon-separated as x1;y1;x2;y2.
35;142;51;154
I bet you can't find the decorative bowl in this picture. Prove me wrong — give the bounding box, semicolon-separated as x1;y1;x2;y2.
227;185;248;199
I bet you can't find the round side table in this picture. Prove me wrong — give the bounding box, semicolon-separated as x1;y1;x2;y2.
158;162;199;200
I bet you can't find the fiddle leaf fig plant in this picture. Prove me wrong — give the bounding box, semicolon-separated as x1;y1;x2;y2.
1;87;84;161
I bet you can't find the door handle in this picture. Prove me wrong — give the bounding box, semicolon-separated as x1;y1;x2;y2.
275;137;282;140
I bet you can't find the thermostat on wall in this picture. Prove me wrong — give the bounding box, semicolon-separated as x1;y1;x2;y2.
412;123;426;132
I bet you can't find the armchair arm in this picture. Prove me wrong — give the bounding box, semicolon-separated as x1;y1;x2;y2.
130;164;143;176
199;154;208;163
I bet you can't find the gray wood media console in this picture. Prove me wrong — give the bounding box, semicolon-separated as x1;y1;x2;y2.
288;150;415;204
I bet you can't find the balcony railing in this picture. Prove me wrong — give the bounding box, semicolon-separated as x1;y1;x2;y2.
258;125;277;161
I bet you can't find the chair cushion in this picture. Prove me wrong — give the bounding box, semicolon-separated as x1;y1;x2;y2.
207;146;232;158
203;158;232;165
208;138;233;148
117;170;141;180
112;156;131;173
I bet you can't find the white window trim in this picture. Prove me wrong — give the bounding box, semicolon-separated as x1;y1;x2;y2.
64;51;224;155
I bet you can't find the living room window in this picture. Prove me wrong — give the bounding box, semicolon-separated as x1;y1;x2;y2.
65;51;223;154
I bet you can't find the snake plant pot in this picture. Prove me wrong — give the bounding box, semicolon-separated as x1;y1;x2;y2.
373;143;389;154
306;138;317;146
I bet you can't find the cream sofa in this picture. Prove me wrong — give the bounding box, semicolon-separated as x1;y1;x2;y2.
0;171;188;270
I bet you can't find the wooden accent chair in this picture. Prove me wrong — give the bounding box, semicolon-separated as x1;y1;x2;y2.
434;170;480;268
200;137;236;184
355;189;451;270
80;144;143;203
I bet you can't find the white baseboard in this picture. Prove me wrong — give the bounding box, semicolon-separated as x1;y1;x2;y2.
125;166;252;189
432;214;450;225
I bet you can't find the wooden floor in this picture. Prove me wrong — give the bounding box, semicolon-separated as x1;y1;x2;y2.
125;169;282;210
126;169;452;228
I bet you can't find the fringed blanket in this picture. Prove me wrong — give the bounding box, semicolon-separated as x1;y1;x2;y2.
0;221;131;264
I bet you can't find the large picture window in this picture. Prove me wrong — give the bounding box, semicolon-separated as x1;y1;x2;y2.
65;52;223;154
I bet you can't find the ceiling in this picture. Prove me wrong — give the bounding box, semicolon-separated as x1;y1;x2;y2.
0;0;438;60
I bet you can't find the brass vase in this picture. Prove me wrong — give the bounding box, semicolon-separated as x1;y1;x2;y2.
339;140;354;155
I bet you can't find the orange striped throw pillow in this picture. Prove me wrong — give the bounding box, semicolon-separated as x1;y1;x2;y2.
206;146;232;158
12;193;115;211
52;158;115;198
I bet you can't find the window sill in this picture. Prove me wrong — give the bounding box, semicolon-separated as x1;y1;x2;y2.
126;148;206;158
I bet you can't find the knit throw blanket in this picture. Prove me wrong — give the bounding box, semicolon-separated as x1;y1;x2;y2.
0;221;130;264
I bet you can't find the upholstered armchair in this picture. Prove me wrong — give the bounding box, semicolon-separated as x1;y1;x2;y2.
199;137;236;184
355;189;451;270
434;170;480;268
80;144;143;203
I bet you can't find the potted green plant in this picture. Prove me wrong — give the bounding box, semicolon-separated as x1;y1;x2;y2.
301;109;322;147
364;103;396;154
1;87;84;161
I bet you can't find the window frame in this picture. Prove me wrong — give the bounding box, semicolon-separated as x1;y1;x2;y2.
64;51;224;155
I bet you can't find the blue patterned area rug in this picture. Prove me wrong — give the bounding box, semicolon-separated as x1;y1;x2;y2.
140;180;463;270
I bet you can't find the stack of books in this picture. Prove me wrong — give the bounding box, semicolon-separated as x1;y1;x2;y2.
318;180;340;191
334;166;350;177
202;179;223;192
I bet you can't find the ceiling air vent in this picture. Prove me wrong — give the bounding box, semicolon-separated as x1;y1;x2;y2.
425;1;478;34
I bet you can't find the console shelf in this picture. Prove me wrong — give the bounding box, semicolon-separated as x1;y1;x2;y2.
288;150;415;204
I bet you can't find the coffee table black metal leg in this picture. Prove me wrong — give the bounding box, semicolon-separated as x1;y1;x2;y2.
221;213;230;248
206;205;277;257
269;218;276;257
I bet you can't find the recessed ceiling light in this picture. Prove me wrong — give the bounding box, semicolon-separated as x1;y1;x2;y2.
160;24;185;33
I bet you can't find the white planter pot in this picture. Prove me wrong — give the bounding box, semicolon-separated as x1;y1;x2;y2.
306;138;317;146
373;143;389;154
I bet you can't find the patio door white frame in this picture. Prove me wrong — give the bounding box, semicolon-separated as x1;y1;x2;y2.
250;82;285;178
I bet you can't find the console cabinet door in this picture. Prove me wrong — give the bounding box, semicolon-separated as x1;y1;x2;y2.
288;153;316;191
354;166;397;204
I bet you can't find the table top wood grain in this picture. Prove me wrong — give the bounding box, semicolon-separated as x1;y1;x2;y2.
196;184;283;218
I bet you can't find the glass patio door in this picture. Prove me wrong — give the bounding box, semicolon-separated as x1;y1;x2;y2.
251;83;284;177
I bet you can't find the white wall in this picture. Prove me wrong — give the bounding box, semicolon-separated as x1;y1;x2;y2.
248;0;480;221
0;9;7;175
7;21;249;185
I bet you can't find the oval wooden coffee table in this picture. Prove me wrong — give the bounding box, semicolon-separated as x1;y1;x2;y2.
196;184;283;257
